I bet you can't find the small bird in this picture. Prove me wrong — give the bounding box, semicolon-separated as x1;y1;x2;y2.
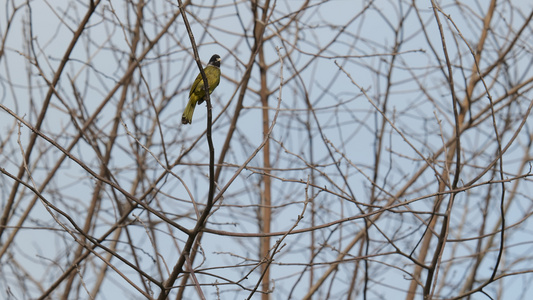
181;54;221;124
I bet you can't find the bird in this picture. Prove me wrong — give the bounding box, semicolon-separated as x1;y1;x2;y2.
181;54;221;125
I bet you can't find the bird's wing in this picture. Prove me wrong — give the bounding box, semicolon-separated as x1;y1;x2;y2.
189;73;204;98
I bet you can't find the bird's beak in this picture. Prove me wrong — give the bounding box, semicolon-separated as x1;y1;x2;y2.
217;57;221;62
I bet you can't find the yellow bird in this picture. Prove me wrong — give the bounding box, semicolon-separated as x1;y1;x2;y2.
181;54;221;124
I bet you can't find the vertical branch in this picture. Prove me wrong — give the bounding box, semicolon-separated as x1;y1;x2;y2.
158;0;216;298
246;45;284;300
423;1;469;298
258;25;272;299
407;1;496;299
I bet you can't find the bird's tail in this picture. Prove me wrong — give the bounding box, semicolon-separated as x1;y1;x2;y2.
181;100;197;124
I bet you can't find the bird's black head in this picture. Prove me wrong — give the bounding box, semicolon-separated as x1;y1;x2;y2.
208;54;221;68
